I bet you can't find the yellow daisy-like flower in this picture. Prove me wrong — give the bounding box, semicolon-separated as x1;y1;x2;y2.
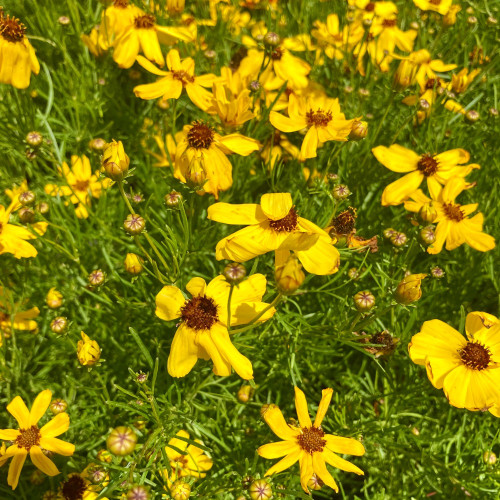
258;387;365;493
413;0;453;15
372;145;479;206
270;94;355;159
403;177;495;254
45;155;111;219
410;49;457;91
134;49;218;111
451;67;480;94
155;274;275;380
261;130;302;169
409;311;500;415
4;179;29;207
207;193;341;275
0;13;40;89
173;121;259;199
77;332;101;366
208;81;255;128
0;389;75;490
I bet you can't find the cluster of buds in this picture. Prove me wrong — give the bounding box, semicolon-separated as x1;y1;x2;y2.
383;228;407;248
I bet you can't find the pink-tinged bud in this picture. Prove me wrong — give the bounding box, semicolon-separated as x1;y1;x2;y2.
354;290;375;312
46;287;63;309
19;191;36;206
88;269;106;287
51;316;69;334
106;426;137;456
164;190;182;208
26;131;43;147
249;479;273;500
19;207;35;223
124;214;146;235
49;398;68;414
224;262;247;284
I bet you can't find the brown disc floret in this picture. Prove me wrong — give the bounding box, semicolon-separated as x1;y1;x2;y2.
181;295;219;330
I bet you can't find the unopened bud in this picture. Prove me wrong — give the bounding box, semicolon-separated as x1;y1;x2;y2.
89;137;106;152
49;399;68;414
224;262;247;284
420;225;436;245
171;479;191;500
51;316;69;334
308;473;324;491
411;427;420;436
102;140;130;180
165;190;182;208
467;15;477;25
419;99;430;111
383;228;397;239
58;16;70;26
349;120;368;140
37;202;50;215
237;385;253;403
249;80;261;93
394;273;426;305
465;110;480;123
88;269;106;287
332;184;350;200
97;449;113;463
354;290;375;312
157;98;169;111
344;85;354;94
107;426;138;456
430;266;445;279
19;207;35;223
124;214;145;235
124;253;144;275
418;203;437;223
242;476;254;490
410;21;419;30
136;371;148;383
348;267;361;281
489;108;499;117
358;88;370;98
483;450;497;465
77;331;101;366
264;32;280;46
249;479;273;500
362;18;372;28
19;191;36;206
390;232;407;247
127;485;150;500
46;288;63;309
204;49;216;59
487;16;498;26
26;131;43;147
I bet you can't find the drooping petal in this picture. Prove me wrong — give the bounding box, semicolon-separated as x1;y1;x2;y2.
7;451;27;490
295;237;340;275
322;447;364;475
299;451;314;493
294;387;312;428
427;220;451;255
264;448;302;476
39;437;75;456
155;286;185;321
30;445;59;476
312;452;339;492
136;55;168;75
300;127;319;159
196;331;232;376
313;388;333;427
258;440;298;459
217;134;260;156
167;324;199;378
40;412;70;438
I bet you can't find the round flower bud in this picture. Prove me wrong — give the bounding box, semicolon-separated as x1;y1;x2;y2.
127;485;150;500
358;88;370;98
49;398;68;414
77;331;101;366
102;140;130;180
348;267;361;281
487;16;498;26
242;475;254;490
97;449;113;463
89;137;106;152
420;226;436;245
58;16;70;26
307;473;324;491
30;469;45;485
483;450;497;465
132;194;144;204
344;85;354;94
390;232;407;247
88;269;106;287
88;467;107;485
19;207;35;223
410;21;419;30
124;214;146;235
124;253;144;275
37;201;50;215
465;110;480;123
354;291;375;312
249;80;261;93
467;15;477;25
362;18;372;28
26;131;43;147
419;99;430;111
489;108;499;117
418;203;437;223
165;190;182;208
157;98;169;111
19;191;36;206
430;266;445;279
394;273;427;305
46;288;63;309
332;184;350;200
106;426;138;456
249;479;273;500
136;371;148;383
411;427;420;436
264;32;280;46
51;316;69;334
204;49;216;60
237;385;253;403
349;120;368;140
171;479;191;500
383;228;396;240
224;262;247;284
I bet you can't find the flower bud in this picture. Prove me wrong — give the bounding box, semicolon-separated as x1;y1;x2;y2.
19;191;36;206
420;226;436;245
58;16;70;26
124;253;144;275
249;80;261;93
249;479;273;500
124;214;146;235
204;49;216;60
307;473;324;491
185;161;206;188
483;450;497;465
102;140;130;180
348;267;361;281
358;88;370;98
133;418;147;430
354;291;375;312
30;469;45;485
411;427;420;436
418;203;437;223
49;398;68;414
157;98;169;111
362;18;372;28
242;476;254;489
26;131;43;147
390;232;407;247
97;449;113;463
430;266;445;279
46;288;63;309
165;190;182;208
383;228;396;239
171;479;191;500
88;269;106;287
77;331;101;366
349;120;368;141
224;262;247;284
107;426;137;456
37;201;50;215
275;254;305;294
264;32;280;46
487;16;498;26
19;207;35;223
467;15;477;25
489;108;499;117
127;485;150;500
51;316;69;334
136;371;148;383
237;385;253;403
89;137;106;152
167;0;185;14
465;110;479;123
394;273;427;305
332;184;350;200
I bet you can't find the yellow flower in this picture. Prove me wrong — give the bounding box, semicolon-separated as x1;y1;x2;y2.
0;389;75;490
394;274;427;305
165;430;213;481
261;129;302;169
46;288;63;309
0;13;40;89
102;140;130;180
258;387;365;493
407;49;457;91
77;332;101;366
173;121;260;199
270;94;355;159
124;253;144;275
442;4;461;26
372;145;479;206
155;274;275;379
409;312;500;415
0;287;39;345
207;193;341;275
112;14;193;69
4;179;29;208
403;178;495;254
275;251;305;294
0;200;47;259
147;131;183;168
45;155;111;219
81;27;105;57
134;49;218;111
208;81;255;127
413;0;453;15
58;470;108;500
451;67;480;94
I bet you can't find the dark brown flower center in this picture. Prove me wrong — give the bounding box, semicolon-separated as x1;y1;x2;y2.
0;15;27;42
297;426;326;454
172;455;189;468
442;203;464;222
306;109;332;128
460;341;491;370
61;475;87;500
430;0;442;5
74;180;90;191
181;295;219;330
417;154;438;177
425;78;437;89
271;47;284;60
330;207;356;235
172;70;195;86
382;19;397;27
365;2;375;12
0;222;3;233
187;121;215;149
370;331;393;347
113;0;129;7
16;425;41;451
268;207;298;232
134;14;156;29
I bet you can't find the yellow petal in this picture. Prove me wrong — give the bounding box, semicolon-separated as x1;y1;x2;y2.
196;331;232;377
300;127;319;159
465;312;498;339
0;429;20;440
40;412;70;438
136;55;168;75
7;451;27;490
295;237;340;275
299;451;314;493
155;286;185;321
381;170;424;206
260;193;293;220
186;277;207;297
7;396;30;429
264;406;300;441
39;437;75;456
372;145;419;173
166;429;190;459
258;440;298;459
207;203;266;225
325;434;365;456
269;111;306;133
29;389;52;426
30;445;59;476
312;452;339;492
217;134;260;156
435;148;470;166
167;324;198;378
322;447;364;475
134;76;182;101
294;387;312;428
441;177;466;204
264;448;302;476
314;388;333;427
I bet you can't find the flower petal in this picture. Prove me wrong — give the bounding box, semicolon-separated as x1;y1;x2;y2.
7;451;27;490
186;277;207;297
264;447;302;476
381;170;424;206
325;434;365;456
322;447;364;475
39;437;75;456
314;388;333;427
295;237;340;275
40;412;70;438
217;134;260;156
372;145;419;173
196;331;231;376
258;440;298;459
294;387;312;428
30;445;59;476
155;286;185;321
7;396;30;429
312;452;340;492
167;324;199;378
260;193;293;220
207;203;266;225
263;406;300;441
299;451;314;493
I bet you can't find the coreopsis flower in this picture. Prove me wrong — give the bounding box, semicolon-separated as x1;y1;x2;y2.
0;389;75;490
275;251;305;294
112;14;193;69
258;387;365;493
165;430;213;479
173;121;260;198
207;193;341;275
406;49;457;91
261;130;302;169
413;0;453;15
45;155;111;218
46;288;63;309
102;140;130;180
81;26;105;57
0;13;40;89
77;331;101;366
147;131;184;168
409;311;500;415
208;81;255;127
372;145;479;206
0;287;39;344
58;472;104;500
155;274;275;379
451;68;480;94
134;49;219;111
270;94;355;159
394;274;426;305
442;4;461;26
403;177;495;254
